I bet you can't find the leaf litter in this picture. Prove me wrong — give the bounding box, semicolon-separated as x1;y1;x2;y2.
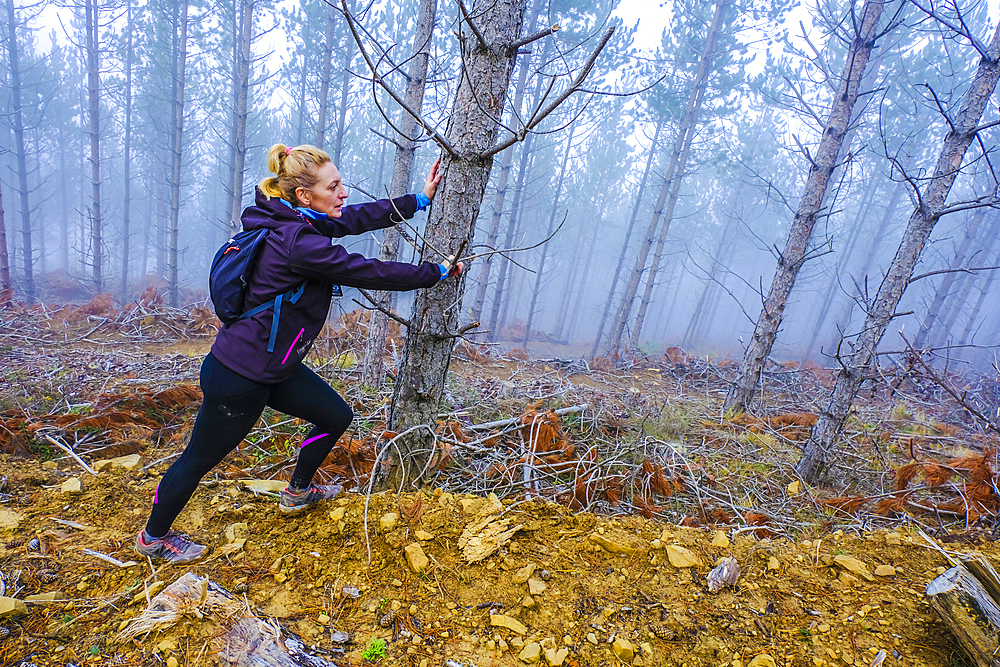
1;301;1000;666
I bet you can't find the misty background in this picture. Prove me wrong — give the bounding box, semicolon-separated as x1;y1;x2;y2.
2;0;999;372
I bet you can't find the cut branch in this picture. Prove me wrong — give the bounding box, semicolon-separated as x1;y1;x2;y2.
456;0;489;52
508;24;559;53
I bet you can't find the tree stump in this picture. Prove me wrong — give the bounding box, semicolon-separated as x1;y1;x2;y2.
927;557;1000;667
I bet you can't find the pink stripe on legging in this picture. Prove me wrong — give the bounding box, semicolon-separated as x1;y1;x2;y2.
153;483;160;504
301;433;329;449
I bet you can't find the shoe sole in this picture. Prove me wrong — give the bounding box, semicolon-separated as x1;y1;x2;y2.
279;502;313;514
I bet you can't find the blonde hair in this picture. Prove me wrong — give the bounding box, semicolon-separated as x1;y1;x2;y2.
258;143;331;206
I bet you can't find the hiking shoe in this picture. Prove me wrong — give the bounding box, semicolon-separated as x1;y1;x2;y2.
279;483;343;514
135;529;207;563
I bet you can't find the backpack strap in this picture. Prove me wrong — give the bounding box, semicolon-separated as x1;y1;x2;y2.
238;282;307;354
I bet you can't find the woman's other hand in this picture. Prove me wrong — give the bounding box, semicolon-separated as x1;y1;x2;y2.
423;157;442;201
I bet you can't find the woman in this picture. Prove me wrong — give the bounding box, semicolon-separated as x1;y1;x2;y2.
135;144;461;563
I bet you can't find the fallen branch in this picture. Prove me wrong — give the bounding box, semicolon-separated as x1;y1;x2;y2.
468;404;587;432
42;434;97;476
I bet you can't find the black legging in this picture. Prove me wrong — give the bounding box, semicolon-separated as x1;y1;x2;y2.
144;352;353;537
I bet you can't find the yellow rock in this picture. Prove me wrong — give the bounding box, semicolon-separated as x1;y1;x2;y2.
528;578;547;595
767;556;781;571
589;534;636;555
490;614;527;635
380;512;399;531
611;637;634;662
0;507;24;530
833;555;874;581
225;523;248;544
711;531;730;548
111;453;143;472
329;507;346;522
61;477;83;495
404;543;429;573
787;480;801;495
874;564;896;577
25;591;67;602
519;641;541;663
512;563;537;584
242;479;286;494
665;545;698;568
415;530;434;541
747;655;777;667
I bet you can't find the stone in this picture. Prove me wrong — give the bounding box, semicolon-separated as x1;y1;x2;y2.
404;543;429;573
747;655;777;667
874;564;896;577
25;591;66;602
415;530;434;541
833;555;874;581
166;658;179;667
157;640;178;652
519;642;541;663
0;507;24;530
589;534;636;555
380;513;399;531
61;477;83;495
225;523;249;544
640;642;653;656
540;638;556;651
0;596;28;616
711;531;730;548
112;453;143;472
586;633;598;645
885;532;902;546
513;563;537;584
521;594;536;608
544;647;569;666
242;479;286;494
528;578;547;595
42;460;58;470
787;480;801;495
93;459;115;473
665;545;698;568
490;614;528;635
767;556;781;571
132;581;166;606
611;637;634;662
329;507;346;522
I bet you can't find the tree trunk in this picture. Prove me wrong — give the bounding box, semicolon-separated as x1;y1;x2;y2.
332;0;355;166
167;0;190;307
0;177;9;293
388;0;529;486
470;0;545;324
565;196;607;342
828;181;905;347
958;244;1000;346
361;0;437;388
913;206;985;348
225;0;254;234
630;108;701;348
797;21;1000;482
85;0;103;292
591;119;662;356
941;212;999;344
5;0;33;300
724;0;885;414
487;132;535;340
315;7;335;149
609;0;729;353
521;118;576;351
802;178;879;358
121;0;134;297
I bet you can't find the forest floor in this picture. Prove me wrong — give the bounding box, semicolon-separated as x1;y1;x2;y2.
1;294;999;667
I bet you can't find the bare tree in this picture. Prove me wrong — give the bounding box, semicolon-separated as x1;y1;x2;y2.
85;0;103;291
346;0;613;486
223;0;255;234
120;0;135;296
361;0;437;388
5;0;35;300
797;20;1000;482
608;0;730;353
724;0;888;413
0;174;8;293
167;0;190;307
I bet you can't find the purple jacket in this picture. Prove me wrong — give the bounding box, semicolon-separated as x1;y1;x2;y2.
211;189;441;383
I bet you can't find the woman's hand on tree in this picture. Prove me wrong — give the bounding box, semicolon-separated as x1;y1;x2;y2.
423;157;442;201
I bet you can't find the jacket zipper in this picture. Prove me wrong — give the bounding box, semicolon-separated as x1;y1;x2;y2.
282;328;305;364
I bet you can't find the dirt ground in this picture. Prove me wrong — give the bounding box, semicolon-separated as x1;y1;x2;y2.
1;301;998;667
